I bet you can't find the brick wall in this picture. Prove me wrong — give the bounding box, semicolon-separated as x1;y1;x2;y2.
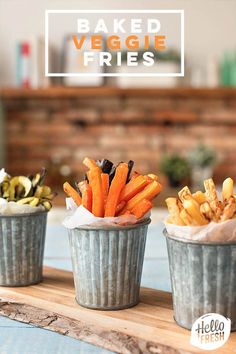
2;88;236;187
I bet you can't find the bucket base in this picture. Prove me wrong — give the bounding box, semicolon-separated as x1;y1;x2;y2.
75;297;139;311
173;316;191;331
0;277;43;287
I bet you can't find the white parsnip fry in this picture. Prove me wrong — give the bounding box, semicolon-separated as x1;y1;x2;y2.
180;209;195;226
222;177;234;201
178;186;192;203
192;191;207;205
221;196;236;222
183;199;209;226
165;197;185;226
166;177;236;226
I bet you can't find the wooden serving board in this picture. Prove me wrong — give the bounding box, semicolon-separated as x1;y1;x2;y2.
0;267;235;354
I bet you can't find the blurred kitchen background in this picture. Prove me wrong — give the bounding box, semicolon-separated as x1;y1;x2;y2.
0;0;236;206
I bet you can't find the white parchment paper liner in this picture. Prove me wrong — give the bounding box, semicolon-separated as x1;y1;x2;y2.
0;198;44;216
0;168;8;183
63;197;150;229
164;218;236;243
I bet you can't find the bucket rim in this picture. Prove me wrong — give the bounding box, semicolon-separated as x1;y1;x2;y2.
70;218;151;231
0;210;48;219
163;228;236;246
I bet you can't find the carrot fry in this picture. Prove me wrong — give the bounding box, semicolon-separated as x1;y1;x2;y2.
83;157;98;170
105;163;129;217
120;180;162;213
87;167;104;217
119;175;148;202
131;171;140;180
101;173;109;204
130;198;153;219
63;182;82;206
148;174;159;181
78;181;92;212
116;200;126;215
120;210;132;217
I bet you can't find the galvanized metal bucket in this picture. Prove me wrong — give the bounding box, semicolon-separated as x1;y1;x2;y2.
164;229;236;330
0;211;48;286
68;219;150;310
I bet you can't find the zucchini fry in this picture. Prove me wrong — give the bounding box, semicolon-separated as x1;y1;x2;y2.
105;163;129;217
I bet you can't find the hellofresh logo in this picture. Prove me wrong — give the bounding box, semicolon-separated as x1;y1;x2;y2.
45;10;184;77
191;313;231;350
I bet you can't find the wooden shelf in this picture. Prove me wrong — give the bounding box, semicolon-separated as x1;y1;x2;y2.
1;86;236;99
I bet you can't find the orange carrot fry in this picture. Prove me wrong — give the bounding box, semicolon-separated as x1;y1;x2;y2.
87;167;104;217
116;200;126;215
78;181;92;212
130;198;153;219
63;182;82;206
105;163;129;217
131;171;140;180
119;175;148;202
83;157;98;170
147;174;159;181
120;181;162;213
101;173;109;204
119;210;132;217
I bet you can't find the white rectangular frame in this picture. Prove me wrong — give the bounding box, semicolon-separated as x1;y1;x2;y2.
45;9;184;77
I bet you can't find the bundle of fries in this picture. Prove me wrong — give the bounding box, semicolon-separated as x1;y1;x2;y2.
63;157;162;220
166;177;236;226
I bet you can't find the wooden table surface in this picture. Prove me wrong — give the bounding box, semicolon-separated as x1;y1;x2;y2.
1;266;236;354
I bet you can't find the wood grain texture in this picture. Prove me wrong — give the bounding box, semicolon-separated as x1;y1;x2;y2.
0;267;235;354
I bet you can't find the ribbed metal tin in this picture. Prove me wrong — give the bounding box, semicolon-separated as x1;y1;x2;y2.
0;211;47;286
164;229;236;330
68;219;150;310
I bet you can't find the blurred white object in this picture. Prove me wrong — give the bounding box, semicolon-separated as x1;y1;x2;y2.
0;168;8;183
31;36;51;88
116;62;180;88
63;36;103;86
190;66;205;87
206;56;219;87
192;166;213;191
